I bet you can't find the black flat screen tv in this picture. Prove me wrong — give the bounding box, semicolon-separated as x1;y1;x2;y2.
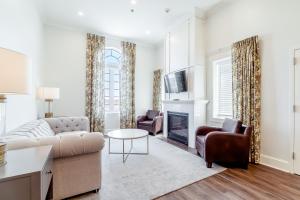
164;70;187;93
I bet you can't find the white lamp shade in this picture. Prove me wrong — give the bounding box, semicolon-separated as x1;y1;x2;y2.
38;87;60;100
0;48;29;94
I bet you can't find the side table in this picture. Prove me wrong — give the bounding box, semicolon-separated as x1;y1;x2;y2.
0;145;53;200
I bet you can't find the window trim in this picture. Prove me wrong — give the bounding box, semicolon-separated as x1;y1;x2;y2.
212;56;233;120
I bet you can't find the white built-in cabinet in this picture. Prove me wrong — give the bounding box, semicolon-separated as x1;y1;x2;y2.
163;14;209;138
165;16;205;73
164;16;206;101
167;20;189;72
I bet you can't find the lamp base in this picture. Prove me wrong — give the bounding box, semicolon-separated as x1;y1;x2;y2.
0;161;7;167
0;95;7;136
45;99;54;118
0;95;7;103
45;112;53;118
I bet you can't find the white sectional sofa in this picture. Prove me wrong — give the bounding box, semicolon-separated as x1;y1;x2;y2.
1;117;105;200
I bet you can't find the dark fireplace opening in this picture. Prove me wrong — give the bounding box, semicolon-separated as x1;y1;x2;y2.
167;111;188;145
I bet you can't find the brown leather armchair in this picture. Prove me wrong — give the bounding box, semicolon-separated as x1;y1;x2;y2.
195;118;252;169
137;110;163;135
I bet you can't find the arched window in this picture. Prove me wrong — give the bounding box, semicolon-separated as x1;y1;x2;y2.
104;48;121;112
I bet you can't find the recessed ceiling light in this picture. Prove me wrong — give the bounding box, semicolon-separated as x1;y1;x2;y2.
145;30;151;35
130;0;137;5
78;11;84;16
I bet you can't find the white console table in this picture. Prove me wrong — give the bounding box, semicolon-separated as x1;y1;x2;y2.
0;146;53;200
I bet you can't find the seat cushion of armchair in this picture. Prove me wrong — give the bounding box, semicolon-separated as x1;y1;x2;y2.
138;120;153;126
196;135;205;144
195;135;205;157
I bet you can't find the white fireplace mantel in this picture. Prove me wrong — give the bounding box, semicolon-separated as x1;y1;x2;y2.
162;100;194;104
162;99;209;105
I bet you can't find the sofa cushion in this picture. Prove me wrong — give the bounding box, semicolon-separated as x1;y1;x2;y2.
146;110;160;120
6;119;54;138
222;118;242;133
196;135;205;144
31;120;56;137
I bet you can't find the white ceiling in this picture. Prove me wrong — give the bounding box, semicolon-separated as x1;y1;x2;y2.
37;0;222;45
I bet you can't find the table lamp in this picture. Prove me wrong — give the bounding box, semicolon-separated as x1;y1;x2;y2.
0;47;29;136
38;87;60;118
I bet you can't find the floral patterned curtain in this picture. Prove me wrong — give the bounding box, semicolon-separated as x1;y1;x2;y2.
85;33;105;132
120;41;136;128
232;35;261;164
153;69;162;111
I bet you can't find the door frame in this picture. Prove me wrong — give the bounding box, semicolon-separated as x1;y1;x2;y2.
289;46;300;174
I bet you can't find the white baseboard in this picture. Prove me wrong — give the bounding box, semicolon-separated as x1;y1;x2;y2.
260;154;291;172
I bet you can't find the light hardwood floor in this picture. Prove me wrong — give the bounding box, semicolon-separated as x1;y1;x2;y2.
155;164;300;200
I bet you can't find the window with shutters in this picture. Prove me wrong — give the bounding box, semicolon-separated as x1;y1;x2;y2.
213;57;233;119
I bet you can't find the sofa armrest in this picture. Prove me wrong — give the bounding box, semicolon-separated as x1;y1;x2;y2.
6;132;105;159
204;131;250;161
195;126;222;136
153;116;163;124
45;117;90;134
6;138;42;150
55;132;105;159
153;116;163;134
137;115;147;124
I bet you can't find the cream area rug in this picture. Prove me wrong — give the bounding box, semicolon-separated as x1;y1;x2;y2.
72;136;225;200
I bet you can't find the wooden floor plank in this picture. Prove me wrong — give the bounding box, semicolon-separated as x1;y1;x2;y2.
156;137;300;200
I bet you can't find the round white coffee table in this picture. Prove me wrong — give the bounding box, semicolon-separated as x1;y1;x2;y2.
107;129;149;163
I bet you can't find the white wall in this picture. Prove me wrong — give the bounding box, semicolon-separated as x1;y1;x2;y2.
0;0;43;131
41;25;156;130
41;26;86;117
155;41;165;71
135;44;156;116
205;0;300;171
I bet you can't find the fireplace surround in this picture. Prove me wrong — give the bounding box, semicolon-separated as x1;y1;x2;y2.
163;100;208;148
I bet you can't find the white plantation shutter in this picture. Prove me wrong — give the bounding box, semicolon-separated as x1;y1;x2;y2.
213;57;233;118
